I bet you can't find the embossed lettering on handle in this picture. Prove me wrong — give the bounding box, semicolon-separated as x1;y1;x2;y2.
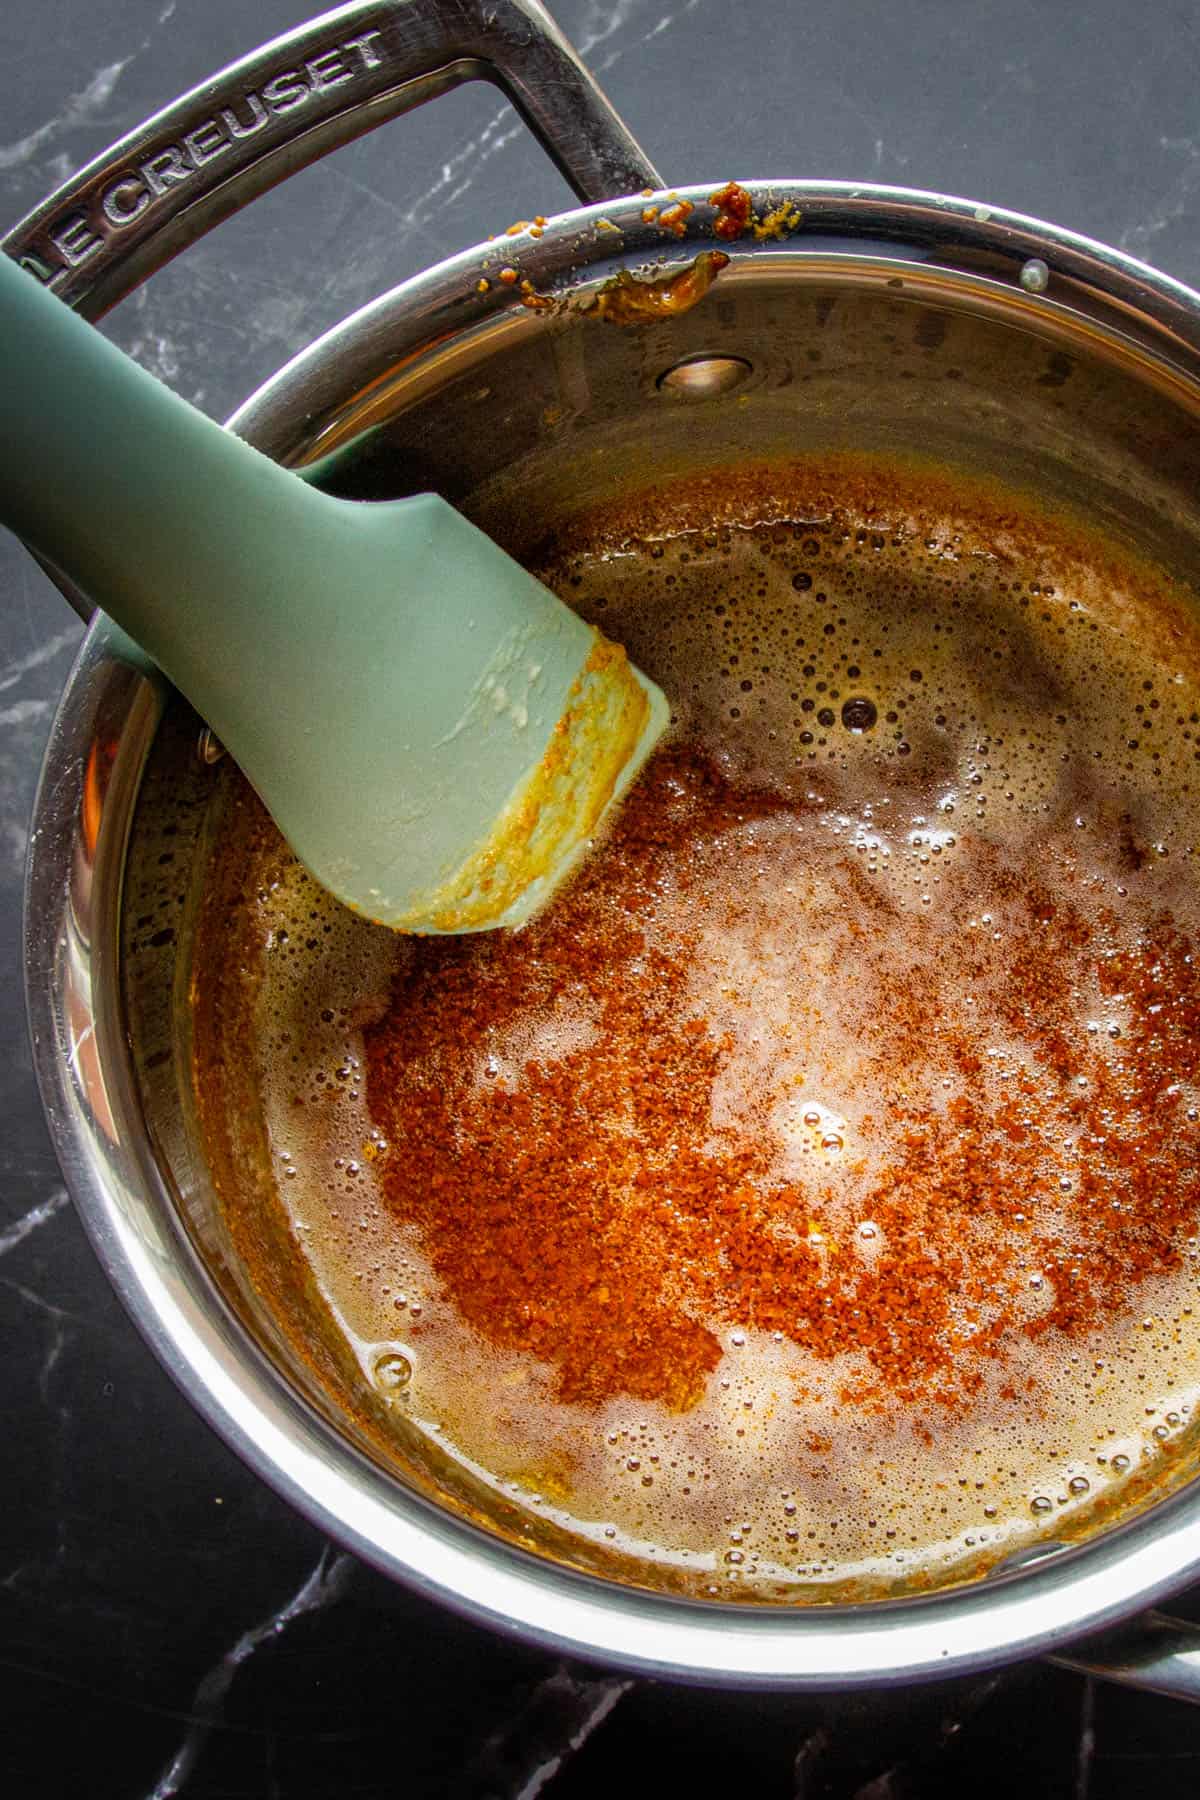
1;0;661;319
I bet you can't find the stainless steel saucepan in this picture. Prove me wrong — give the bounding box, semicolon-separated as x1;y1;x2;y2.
12;0;1200;1698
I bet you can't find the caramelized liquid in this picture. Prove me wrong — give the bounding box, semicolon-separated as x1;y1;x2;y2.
197;460;1200;1598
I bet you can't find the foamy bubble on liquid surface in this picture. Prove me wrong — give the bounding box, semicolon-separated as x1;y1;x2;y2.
232;490;1200;1596
469;990;599;1094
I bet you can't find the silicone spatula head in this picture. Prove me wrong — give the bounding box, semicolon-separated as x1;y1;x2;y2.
215;489;671;932
0;251;669;931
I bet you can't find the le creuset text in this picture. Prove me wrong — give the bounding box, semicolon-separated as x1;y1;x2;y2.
32;30;387;277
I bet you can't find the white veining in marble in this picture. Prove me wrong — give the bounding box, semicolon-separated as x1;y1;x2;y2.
0;0;195;198
436;112;527;217
0;813;29;873
0;1271;88;1331
143;1547;356;1799
43;149;76;186
587;0;704;73
0;60;131;173
0;1276;76;1596
575;0;641;62
461;1663;633;1798
0;624;81;695
327;98;522;260
0;695;53;730
1119;134;1200;265
1074;1676;1096;1800
0;1186;68;1259
125;286;185;385
0;620;78;876
0;1266;82;1594
793;1725;833;1797
512;1673;631;1799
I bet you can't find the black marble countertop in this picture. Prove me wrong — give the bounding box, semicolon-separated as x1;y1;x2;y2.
6;2;1200;1793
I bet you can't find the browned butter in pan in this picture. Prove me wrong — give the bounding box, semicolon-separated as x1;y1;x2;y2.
193;457;1200;1600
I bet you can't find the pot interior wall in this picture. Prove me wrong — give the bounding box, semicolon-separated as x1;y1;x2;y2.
119;261;1200;1595
290;260;1200;581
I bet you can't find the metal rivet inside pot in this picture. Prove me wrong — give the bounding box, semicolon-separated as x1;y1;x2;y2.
1019;257;1050;294
657;354;753;398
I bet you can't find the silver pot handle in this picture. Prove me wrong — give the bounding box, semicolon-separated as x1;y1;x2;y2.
1051;1610;1200;1703
0;0;661;320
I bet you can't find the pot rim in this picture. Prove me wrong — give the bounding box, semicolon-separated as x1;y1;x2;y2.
27;181;1200;1687
231;177;1200;463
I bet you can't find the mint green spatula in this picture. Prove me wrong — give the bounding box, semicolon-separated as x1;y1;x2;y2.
0;252;668;932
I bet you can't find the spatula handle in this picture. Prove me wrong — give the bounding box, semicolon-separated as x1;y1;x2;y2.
0;250;327;685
